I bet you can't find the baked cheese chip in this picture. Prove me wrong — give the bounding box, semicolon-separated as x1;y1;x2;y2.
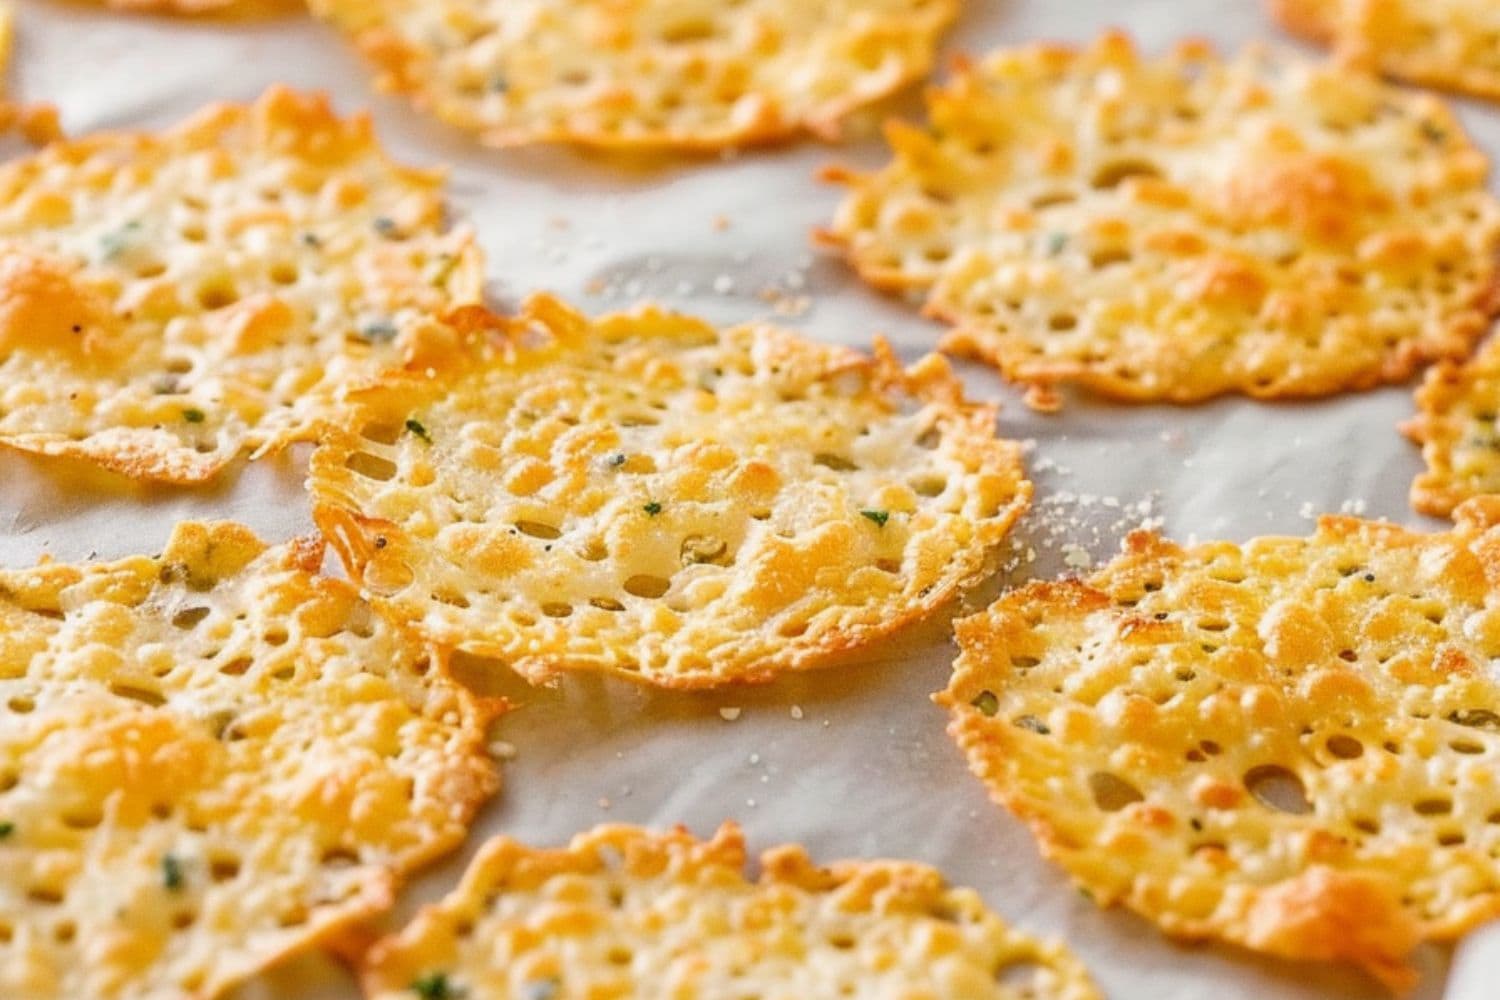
0;86;482;483
940;502;1500;990
0;3;61;148
821;32;1500;404
357;823;1102;1000
0;521;502;1000
1403;339;1500;517
307;0;958;150
1272;0;1500;102
309;293;1031;689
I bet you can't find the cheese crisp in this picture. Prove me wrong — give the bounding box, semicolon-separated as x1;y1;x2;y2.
0;3;60;147
1404;341;1500;517
0;86;482;483
820;33;1500;404
307;0;958;149
0;521;502;1000
940;503;1500;990
1272;0;1500;102
309;294;1031;689
358;823;1101;1000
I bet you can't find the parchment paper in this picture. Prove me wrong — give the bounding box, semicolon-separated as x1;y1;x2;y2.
5;0;1495;997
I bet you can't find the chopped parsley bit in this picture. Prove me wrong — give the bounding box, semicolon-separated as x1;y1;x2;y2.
859;509;889;527
405;418;432;443
182;408;206;424
410;972;461;1000
1421;120;1447;143
643;501;663;516
606;452;627;467
162;854;185;890
1078;886;1094;901
970;690;1000;717
1044;231;1068;256
100;220;142;260
373;216;400;238
1013;713;1050;734
0;821;13;838
359;320;400;343
300;231;321;248
491;75;510;94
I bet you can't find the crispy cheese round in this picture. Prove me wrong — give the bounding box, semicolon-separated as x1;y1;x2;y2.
309;294;1031;689
0;3;60;147
1403;340;1500;517
1272;0;1500;102
0;521;502;1000
308;0;957;150
940;502;1500;990
358;823;1101;1000
0;86;482;483
821;32;1500;404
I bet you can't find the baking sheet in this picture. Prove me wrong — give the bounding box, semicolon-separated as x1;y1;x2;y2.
5;0;1496;996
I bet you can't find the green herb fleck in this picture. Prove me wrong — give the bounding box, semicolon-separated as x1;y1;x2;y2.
606;452;627;468
374;216;400;238
1013;713;1050;734
300;231;321;248
100;220;142;260
1421;120;1448;143
1078;886;1094;902
162;854;184;890
182;408;206;424
359;320;399;343
643;501;663;516
859;509;889;527
405;418;432;443
410;973;460;1000
0;821;13;839
1044;231;1068;256
491;75;510;94
970;690;1000;717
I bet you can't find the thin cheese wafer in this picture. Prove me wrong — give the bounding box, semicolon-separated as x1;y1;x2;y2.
0;86;481;482
821;33;1500;405
941;502;1500;989
358;823;1102;1000
0;521;501;1000
1272;0;1500;102
309;0;957;149
1404;339;1500;517
309;294;1031;689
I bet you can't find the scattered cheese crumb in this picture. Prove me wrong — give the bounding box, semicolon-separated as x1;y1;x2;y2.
719;707;741;721
790;705;804;720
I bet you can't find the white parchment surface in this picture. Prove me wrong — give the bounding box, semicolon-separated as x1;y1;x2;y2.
5;1;1497;997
